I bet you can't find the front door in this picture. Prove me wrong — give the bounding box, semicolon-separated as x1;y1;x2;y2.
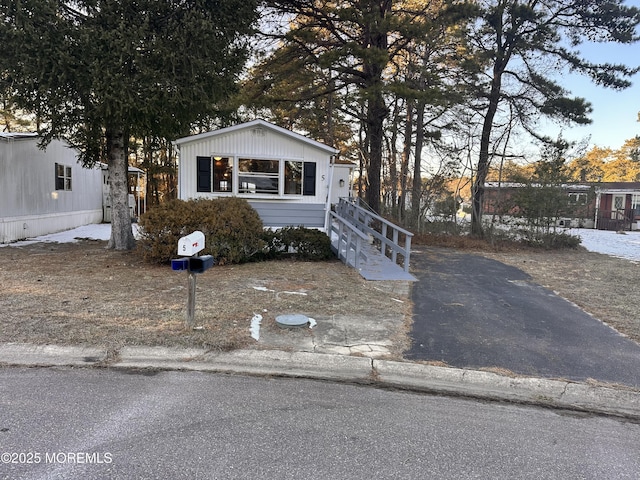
612;194;626;219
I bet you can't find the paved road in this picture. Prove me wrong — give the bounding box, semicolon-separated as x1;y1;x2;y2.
407;248;640;387
1;367;639;480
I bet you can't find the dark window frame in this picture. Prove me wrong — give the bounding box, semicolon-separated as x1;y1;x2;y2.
55;163;72;191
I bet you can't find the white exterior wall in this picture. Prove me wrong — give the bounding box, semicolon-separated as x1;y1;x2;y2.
177;124;333;205
0;135;103;243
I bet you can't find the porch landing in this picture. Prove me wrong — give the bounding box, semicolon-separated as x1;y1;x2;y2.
331;236;416;281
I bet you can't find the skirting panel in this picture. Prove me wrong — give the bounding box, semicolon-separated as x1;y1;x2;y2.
0;210;103;243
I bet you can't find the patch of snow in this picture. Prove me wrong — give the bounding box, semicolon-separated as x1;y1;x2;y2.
569;228;640;262
250;314;262;341
1;223;140;247
308;317;317;329
252;286;275;292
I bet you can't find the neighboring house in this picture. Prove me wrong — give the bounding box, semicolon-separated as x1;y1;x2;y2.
100;163;145;223
0;133;103;243
594;182;640;231
483;181;640;231
173;119;352;231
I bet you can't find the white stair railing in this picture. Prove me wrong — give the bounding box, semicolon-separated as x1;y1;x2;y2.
333;198;413;273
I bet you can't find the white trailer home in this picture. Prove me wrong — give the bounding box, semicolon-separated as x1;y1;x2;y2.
173;119;352;230
0;133;103;243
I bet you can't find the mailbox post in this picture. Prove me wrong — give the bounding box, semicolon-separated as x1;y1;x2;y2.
171;231;215;328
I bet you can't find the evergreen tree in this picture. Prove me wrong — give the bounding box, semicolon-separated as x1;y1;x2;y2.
0;0;258;249
257;0;472;214
510;140;591;241
467;0;640;236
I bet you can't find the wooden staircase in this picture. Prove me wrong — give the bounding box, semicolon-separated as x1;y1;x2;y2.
328;198;416;281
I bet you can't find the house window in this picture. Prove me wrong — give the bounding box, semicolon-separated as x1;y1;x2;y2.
196;156;316;196
284;161;303;194
213;157;233;192
614;195;625;210
632;194;640;214
238;158;279;194
55;163;72;190
285;161;316;196
568;193;587;204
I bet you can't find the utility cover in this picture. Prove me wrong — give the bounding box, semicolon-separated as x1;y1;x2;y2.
275;314;309;328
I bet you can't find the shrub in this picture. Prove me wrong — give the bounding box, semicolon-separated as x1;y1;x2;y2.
271;226;334;261
258;230;285;260
521;231;581;250
420;219;465;236
137;198;265;264
255;226;333;261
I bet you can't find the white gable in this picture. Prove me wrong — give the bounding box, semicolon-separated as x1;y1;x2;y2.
174;119;339;156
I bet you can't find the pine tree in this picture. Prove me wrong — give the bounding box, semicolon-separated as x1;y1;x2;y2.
0;0;258;249
467;0;640;236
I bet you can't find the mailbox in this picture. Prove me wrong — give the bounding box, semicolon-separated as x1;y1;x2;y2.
172;233;215;328
178;231;205;256
171;258;189;271
188;255;215;273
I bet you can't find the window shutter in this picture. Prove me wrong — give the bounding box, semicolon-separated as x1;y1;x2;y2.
197;156;212;192
303;162;316;196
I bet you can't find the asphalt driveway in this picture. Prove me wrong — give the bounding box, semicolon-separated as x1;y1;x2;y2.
406;247;640;388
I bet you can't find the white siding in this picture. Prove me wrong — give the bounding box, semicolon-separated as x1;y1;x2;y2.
177;124;333;206
0;135;103;243
174;121;342;229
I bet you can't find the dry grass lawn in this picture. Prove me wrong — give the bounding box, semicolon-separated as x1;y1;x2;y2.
2;234;638;357
0;239;408;353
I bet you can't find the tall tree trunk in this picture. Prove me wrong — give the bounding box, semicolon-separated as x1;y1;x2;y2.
106;128;135;250
471;7;511;236
365;83;386;214
399;101;413;222
471;64;503;236
388;99;400;216
167;140;177;199
357;122;366;200
362;0;391;214
410;100;425;228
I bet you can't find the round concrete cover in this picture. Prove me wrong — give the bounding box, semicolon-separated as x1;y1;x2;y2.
276;314;309;328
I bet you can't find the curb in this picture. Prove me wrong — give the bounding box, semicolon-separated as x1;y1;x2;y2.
1;343;639;419
372;360;640;419
0;343;107;366
115;346;373;382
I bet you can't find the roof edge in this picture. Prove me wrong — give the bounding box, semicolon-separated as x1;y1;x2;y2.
0;132;39;140
173;119;339;155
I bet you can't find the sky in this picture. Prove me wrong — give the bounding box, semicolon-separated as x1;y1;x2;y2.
549;1;640;150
